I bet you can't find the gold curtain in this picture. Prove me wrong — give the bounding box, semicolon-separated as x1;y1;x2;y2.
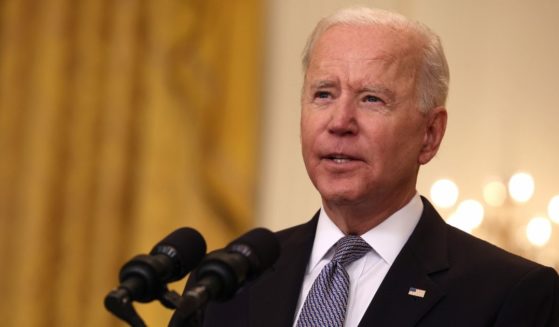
0;0;263;326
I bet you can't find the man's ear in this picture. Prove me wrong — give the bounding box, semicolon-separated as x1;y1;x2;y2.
418;106;447;165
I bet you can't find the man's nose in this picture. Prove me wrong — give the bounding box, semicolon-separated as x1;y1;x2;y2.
327;99;358;136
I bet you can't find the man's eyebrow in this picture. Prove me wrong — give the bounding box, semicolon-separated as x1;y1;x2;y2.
361;85;396;101
310;80;338;89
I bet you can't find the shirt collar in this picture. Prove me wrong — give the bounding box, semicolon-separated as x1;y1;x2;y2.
308;193;423;272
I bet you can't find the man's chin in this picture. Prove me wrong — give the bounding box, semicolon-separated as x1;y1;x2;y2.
319;188;364;206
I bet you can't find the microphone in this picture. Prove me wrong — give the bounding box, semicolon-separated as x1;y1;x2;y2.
105;227;206;326
170;228;280;326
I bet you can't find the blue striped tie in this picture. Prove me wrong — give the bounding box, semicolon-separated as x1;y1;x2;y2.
296;235;372;327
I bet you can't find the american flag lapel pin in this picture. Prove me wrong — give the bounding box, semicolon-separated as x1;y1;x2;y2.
408;287;426;298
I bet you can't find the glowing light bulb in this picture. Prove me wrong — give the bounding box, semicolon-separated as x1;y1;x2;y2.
548;195;559;224
447;199;484;233
446;212;473;233
457;199;485;230
482;180;507;207
430;179;459;208
508;172;535;203
526;217;552;247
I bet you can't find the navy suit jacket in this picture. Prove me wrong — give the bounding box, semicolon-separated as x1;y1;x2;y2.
175;197;559;326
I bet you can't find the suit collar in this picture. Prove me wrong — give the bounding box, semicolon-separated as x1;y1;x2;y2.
359;197;450;326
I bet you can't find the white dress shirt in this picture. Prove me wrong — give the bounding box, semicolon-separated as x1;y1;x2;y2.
293;194;423;327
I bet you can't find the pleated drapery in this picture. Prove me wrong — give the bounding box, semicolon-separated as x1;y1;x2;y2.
0;0;263;325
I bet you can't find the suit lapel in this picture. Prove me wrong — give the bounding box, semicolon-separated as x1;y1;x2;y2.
248;213;319;327
244;198;450;327
359;198;450;326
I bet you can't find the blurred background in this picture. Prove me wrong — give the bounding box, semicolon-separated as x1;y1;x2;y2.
0;0;558;325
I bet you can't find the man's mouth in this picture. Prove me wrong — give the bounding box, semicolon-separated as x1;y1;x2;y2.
324;153;359;163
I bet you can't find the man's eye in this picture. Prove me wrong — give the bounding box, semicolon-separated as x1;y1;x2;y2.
363;95;382;103
314;91;331;99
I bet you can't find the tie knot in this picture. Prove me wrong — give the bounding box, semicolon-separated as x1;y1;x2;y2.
332;235;371;267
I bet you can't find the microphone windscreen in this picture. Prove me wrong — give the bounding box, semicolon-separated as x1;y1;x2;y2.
151;227;207;279
227;228;280;275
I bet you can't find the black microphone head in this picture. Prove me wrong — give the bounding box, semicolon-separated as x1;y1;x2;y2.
150;227;207;282
226;228;280;277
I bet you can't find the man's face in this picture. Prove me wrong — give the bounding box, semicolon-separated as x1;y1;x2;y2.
301;24;441;210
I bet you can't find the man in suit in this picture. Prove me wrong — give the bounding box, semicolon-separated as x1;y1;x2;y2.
176;6;559;326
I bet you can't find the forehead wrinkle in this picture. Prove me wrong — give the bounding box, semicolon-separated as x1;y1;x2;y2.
308;57;390;83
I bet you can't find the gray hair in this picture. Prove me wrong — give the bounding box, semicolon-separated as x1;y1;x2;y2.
302;7;449;112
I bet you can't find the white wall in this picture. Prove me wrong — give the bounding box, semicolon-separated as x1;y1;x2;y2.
258;0;559;263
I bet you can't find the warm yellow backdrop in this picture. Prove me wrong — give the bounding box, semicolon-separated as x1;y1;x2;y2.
0;0;263;326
